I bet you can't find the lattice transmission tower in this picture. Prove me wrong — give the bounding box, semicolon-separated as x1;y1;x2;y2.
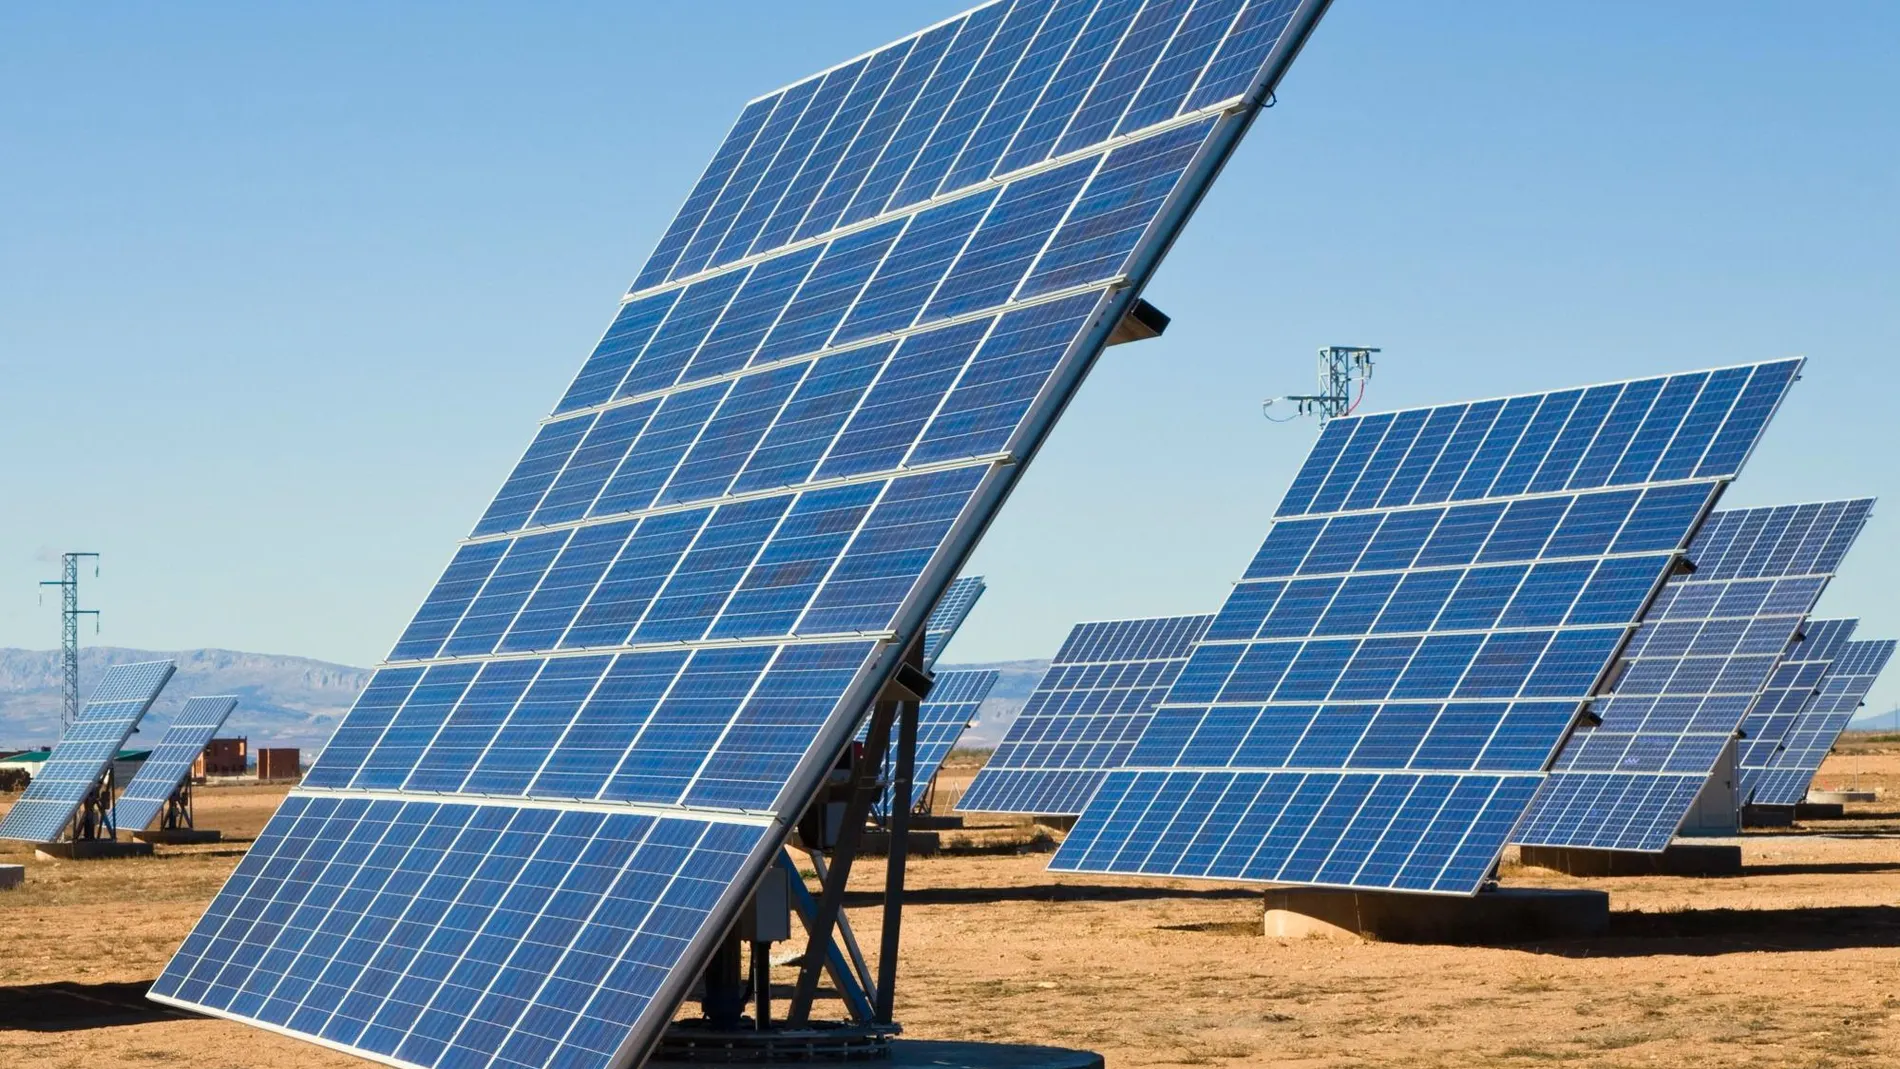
40;552;100;732
1264;346;1380;424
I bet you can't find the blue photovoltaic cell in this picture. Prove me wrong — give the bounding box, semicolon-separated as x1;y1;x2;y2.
155;4;1335;1065
1746;636;1894;805
1737;618;1857;781
922;575;986;669
111;695;241;833
0;660;176;843
1515;499;1869;852
958;614;1213;816
877;669;1001;819
1053;361;1802;895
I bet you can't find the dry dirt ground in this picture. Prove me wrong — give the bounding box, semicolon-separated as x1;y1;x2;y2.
2;749;1898;1069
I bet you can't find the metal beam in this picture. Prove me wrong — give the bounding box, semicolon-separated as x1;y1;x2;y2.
786;695;892;1024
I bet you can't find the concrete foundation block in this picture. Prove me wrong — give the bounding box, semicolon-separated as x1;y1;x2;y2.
908;814;965;830
34;840;155;861
1264;886;1608;943
1807;789;1875;804
1518;842;1741;877
1741;804;1794;827
0;864;23;890
1793;802;1845;820
132;828;223;845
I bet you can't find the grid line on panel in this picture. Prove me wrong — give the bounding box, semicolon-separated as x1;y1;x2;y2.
958;614;1213;815
110;696;241;834
1056;363;1804;895
634;0;1303;299
157;4;1334;1067
0;660;178;843
1515;499;1870;852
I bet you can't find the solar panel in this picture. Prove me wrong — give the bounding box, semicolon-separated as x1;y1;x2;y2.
922;575;985;669
1746;636;1895;805
153;3;1337;1063
891;669;1000;816
1051;360;1803;895
1513;499;1869;852
111;695;241;833
0;660;176;843
958;613;1213;815
1737;617;1858;786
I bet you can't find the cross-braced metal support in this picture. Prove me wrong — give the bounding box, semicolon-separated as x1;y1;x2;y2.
786;646;930;1027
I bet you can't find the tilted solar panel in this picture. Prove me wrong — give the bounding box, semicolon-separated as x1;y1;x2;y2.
922;575;985;669
153;3;1337;1065
1052;360;1802;895
1514;499;1869;851
1747;637;1895;805
958;613;1213;815
0;660;176;843
111;695;241;833
889;669;1000;816
1737;617;1857;784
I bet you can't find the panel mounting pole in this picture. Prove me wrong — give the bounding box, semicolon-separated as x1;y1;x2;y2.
40;552;101;734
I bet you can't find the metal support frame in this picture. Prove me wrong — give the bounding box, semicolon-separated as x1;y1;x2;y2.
163;782;196;831
73;765;118;842
786;645;930;1027
40;552;100;734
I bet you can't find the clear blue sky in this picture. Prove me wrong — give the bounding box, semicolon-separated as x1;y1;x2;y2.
4;3;1898;718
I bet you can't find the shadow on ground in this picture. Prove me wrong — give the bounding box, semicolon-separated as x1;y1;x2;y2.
1527;905;1900;957
847;882;1258;908
0;980;195;1032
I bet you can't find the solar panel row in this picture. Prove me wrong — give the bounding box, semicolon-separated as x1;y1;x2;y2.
1746;637;1895;805
1515;499;1869;852
958;613;1212;815
1736;617;1857;778
0;660;177;843
157;3;1335;1064
158;795;762;1069
112;696;241;834
1052;360;1802;895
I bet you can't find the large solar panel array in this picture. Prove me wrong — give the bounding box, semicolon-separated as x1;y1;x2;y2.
0;660;176;843
1514;499;1869;852
111;695;241;833
153;4;1336;1065
1052;360;1803;895
958;613;1212;815
1747;637;1895;806
922;575;985;668
1737;617;1857;785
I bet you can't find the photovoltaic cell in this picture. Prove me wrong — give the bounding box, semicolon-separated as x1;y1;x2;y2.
154;3;1336;1065
1514;499;1869;852
1745;636;1894;805
922;575;985;669
0;660;176;843
111;695;241;833
957;613;1213;815
1052;361;1802;895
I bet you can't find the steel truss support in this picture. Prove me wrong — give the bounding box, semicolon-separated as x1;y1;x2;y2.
786;646;930;1027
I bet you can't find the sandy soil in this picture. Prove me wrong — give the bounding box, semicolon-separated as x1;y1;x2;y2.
2;752;1896;1068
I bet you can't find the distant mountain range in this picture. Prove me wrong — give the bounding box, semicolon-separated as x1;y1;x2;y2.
0;647;370;752
0;647;1052;755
